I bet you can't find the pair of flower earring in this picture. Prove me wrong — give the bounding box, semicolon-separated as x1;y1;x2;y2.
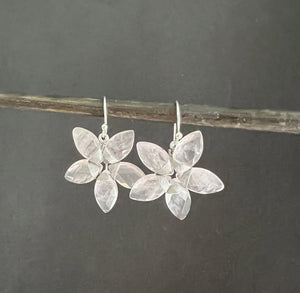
65;97;224;220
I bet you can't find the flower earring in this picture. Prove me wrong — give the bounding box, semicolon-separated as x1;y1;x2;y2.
129;101;224;220
65;97;144;213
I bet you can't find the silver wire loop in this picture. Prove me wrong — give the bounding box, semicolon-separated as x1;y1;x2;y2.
103;96;108;126
175;100;181;135
175;100;183;141
169;101;183;152
100;96;109;142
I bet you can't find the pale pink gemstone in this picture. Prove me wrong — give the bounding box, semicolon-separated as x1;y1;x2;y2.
94;171;118;213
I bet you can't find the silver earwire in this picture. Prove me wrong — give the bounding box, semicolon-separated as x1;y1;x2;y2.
169;101;183;152
175;100;181;135
100;96;109;142
175;100;183;141
103;96;108;126
172;123;177;142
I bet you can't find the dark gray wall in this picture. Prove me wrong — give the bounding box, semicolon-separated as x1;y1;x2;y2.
0;1;299;292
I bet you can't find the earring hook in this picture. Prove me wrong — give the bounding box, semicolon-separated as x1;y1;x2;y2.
100;96;109;142
175;100;183;140
170;101;183;152
175;100;181;135
103;96;108;126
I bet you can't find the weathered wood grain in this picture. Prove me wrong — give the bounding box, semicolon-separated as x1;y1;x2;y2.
0;93;299;134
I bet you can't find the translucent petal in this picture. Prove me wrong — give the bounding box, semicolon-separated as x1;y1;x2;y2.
94;171;118;213
65;159;102;184
165;180;191;220
177;167;224;194
72;127;102;164
173;131;203;173
109;162;145;189
103;130;134;164
129;174;170;201
171;158;189;176
136;142;173;175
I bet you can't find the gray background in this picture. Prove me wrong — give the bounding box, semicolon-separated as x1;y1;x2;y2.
0;0;299;292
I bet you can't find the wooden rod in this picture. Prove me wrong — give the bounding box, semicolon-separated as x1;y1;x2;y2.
0;93;299;134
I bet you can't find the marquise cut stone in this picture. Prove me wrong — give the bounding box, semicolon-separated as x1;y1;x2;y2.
94;171;118;213
109;162;144;189
178;167;224;194
173;131;203;172
130;174;170;201
103;130;134;164
72;127;102;163
137;142;173;175
65;159;101;184
165;180;191;220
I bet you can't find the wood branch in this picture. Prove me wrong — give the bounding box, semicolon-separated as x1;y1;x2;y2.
0;93;299;134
